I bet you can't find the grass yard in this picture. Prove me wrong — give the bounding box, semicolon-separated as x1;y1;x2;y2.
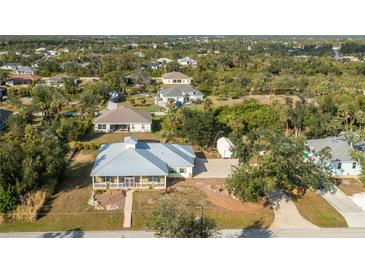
295;191;347;228
79;132;162;145
337;177;365;196
0;150;124;233
132;179;274;229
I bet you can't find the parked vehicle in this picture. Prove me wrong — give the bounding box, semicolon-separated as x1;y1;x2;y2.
109;90;125;103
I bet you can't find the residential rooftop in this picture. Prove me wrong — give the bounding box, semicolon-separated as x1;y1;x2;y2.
162;71;191;80
94;107;152;124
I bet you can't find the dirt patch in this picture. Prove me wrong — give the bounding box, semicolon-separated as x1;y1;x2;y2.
95;190;125;209
73;150;96;163
185;179;267;212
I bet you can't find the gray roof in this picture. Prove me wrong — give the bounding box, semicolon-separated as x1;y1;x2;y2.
94;107;152;124
16;66;35;74
158;85;204;98
90;137;196;177
162;71;190;80
307;136;354;162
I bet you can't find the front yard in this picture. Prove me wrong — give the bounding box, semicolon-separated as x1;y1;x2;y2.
294;191;347;228
337;177;365;196
132;179;274;229
0;150;124;232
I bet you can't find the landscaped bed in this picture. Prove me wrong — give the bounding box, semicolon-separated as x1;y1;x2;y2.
132;179;274;229
337;177;365;196
294;190;347;228
0;150;124;232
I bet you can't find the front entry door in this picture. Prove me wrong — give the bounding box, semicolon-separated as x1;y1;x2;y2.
124;177;135;188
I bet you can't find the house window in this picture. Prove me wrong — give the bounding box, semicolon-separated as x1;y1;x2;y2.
179;168;186;174
148;176;158;182
337;162;342;170
98;124;106;129
177;79;182;83
169;168;176;174
141;124;145;129
353;162;357;169
102;176;111;183
173;79;177;83
131;124;135;129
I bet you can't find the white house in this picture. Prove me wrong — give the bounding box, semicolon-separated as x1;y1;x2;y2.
94;107;152;133
307;136;363;176
1;63;22;71
157;85;204;105
90;136;196;189
161;71;191;85
157;58;173;64
178;57;197;66
217;137;234;158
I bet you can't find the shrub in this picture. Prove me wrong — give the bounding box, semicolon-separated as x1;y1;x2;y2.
0;185;17;215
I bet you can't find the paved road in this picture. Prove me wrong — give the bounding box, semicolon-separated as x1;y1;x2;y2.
2;228;365;238
193;158;238;178
321;186;365;227
269;191;319;229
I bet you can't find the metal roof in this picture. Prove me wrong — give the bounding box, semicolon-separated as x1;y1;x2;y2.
90;137;196;177
307;136;354;162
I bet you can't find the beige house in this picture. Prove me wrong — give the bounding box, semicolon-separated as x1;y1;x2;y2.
90;136;196;190
94;107;152;133
161;71;191;85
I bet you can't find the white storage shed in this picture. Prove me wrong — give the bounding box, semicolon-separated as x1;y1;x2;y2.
217;137;234;158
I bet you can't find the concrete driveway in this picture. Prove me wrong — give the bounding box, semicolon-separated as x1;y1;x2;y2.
321;186;365;228
269;191;319;229
193;158;238;178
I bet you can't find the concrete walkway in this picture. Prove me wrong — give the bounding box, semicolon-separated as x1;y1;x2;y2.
269;191;319;229
123;190;134;228
321;186;365;228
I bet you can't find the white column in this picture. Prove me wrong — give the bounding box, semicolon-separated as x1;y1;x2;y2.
92;176;95;189
164;176;167;188
117;176;120;188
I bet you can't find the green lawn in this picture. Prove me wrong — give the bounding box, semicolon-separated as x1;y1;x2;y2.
0;150;124;232
132;182;274;229
295;191;347;228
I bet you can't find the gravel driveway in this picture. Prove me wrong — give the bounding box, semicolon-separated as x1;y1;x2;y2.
193;158;238;178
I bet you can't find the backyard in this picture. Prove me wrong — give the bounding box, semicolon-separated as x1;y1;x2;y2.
294;190;347;228
132;179;274;229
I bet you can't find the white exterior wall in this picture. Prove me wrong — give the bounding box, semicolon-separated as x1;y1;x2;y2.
162;78;191;85
129;123;151;132
168;167;193;178
94;123;151;133
330;161;361;176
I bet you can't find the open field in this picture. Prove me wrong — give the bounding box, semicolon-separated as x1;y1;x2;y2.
337;177;365;196
132;179;274;229
294;191;347;228
0;150;124;232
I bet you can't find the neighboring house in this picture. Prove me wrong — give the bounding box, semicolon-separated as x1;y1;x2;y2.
39;74;68;87
157;58;173;64
157;85;204;105
1;63;22;71
6;74;40;86
177;57;197;66
90;136;196;189
217;137;234;158
15;66;36;75
161;71;191;85
0;109;12;132
94;107;152;133
150;61;162;70
307;136;363;176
